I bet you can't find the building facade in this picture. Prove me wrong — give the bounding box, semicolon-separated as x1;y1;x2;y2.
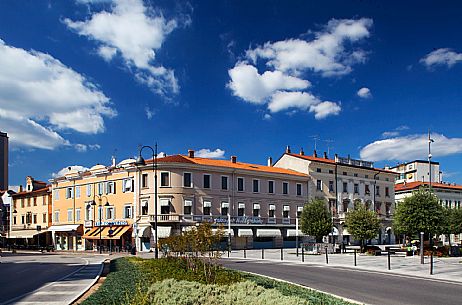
50;160;135;251
132;151;309;251
0;131;8;191
9;177;52;247
274;148;397;245
388;160;442;185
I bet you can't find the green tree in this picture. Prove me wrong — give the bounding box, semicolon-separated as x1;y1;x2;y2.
345;202;380;252
449;208;462;234
300;199;332;243
393;187;445;237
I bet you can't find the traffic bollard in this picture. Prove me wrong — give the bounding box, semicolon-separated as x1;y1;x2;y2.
325;246;329;264
430;250;434;275
302;246;305;262
354;249;357;266
388;251;391;270
244;249;246;258
280;248;283;260
262;248;264;259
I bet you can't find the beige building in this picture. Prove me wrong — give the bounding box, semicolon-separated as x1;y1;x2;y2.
50;160;136;251
274;148;397;244
132;150;309;251
10;177;52;247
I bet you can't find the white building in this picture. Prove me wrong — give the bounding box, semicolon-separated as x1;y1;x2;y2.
388;160;442;185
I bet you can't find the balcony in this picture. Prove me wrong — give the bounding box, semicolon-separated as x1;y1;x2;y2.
150;214;181;223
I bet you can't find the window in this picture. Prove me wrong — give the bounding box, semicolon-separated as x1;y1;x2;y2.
365;184;370;195
316;180;322;191
203;174;211;189
13;216;16;225
160;172;170;187
33;214;37;224
329;181;334;192
183;172;192;187
21;198;24;208
42;213;47;223
76;186;81;198
283;182;289;194
296;183;302;196
27;197;31;207
386;202;392;217
365;174;369;179
253;179;260;193
21;215;25;224
67;209;73;222
342;200;349;213
26;213;32;224
85;204;92;221
54;190;59;201
76;209;81;221
237;177;244;192
329;170;334;174
343;182;348;193
123;179;134;192
141;200;148;216
268;180;274;194
43;195;48;205
343;172;347;176
86;184;91;197
297;206;303;218
98;182;104;195
66;187;74;199
385;187;390;197
375;202;382;214
354;183;359;194
124;205;133;218
253;203;260;217
106;181;116;194
203;200;211;215
54;211;60;223
316;168;322;173
184;200;192;215
238;202;245;216
354;173;358;177
160;199;170;214
98;206;103;220
221;202;229;216
376;186;380;196
283;205;290;218
33;197;37;206
141;174;148;188
269;204;275;217
106;207;114;220
221;176;229;190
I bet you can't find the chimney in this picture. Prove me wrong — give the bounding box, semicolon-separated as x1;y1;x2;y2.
231;156;237;163
323;151;328;159
313;150;317;158
285;145;291;154
19;185;23;192
299;148;304;156
188;149;194;158
111;155;116;167
267;157;273;167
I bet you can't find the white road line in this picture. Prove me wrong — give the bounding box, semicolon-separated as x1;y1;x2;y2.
34;291;76;295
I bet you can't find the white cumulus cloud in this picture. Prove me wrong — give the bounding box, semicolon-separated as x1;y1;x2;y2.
52;165;89;178
357;87;372;98
0;39;114;150
228;18;372;119
420;48;462;68
360;133;462;162
195;148;225;159
66;0;180;96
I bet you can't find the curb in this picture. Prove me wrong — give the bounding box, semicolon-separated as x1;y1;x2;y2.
69;259;107;305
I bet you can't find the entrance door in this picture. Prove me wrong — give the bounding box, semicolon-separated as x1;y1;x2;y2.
68;236;74;250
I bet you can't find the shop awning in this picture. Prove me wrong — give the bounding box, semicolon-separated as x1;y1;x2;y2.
156;226;172;238
48;224;80;232
256;229;281;237
286;229;304;237
238;229;253;237
329;227;339;236
9;229;39;239
83;226;131;240
342;228;350;236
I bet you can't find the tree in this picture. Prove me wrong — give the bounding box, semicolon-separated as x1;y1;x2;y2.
345;203;380;252
300;199;332;242
393;187;445;237
449;208;462;235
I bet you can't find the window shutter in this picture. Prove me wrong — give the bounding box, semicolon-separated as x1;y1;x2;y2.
113;181;116;194
122;180;126;193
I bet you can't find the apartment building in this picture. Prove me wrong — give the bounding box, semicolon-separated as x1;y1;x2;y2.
395;181;462;243
1;189;14;244
9;177;52;247
388;160;442;184
274;148;397;245
133;150;309;251
50;160;135;251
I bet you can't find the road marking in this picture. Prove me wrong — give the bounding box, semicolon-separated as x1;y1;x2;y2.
53;282;88;286
34;291;76;295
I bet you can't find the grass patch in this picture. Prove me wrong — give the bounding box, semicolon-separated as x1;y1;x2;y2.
85;257;354;305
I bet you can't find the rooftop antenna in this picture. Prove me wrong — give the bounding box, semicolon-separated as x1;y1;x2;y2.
323;139;334;158
309;135;320;151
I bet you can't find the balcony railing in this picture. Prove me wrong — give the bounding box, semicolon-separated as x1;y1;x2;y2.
150;214;181;222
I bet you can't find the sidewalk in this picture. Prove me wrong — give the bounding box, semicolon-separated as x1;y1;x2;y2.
224;249;462;283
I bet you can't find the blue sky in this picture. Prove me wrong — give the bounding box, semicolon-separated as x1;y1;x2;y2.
2;0;462;187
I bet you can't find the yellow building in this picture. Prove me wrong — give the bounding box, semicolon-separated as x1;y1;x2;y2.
10;176;52;248
50;160;135;251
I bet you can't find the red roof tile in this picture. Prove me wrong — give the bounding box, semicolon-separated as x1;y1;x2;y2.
395;181;462;192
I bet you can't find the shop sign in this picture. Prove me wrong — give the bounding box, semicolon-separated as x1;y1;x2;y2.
95;220;129;227
193;216;264;225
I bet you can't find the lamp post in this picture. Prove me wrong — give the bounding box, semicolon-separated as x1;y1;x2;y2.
135;144;159;259
11;209;17;250
428;131;434;191
91;195;110;254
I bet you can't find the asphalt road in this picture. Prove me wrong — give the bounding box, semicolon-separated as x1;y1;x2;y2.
0;253;86;304
221;259;462;305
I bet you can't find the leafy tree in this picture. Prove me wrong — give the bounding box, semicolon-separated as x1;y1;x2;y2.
300;199;332;242
449;208;462;234
393;187;445;237
345;203;380;252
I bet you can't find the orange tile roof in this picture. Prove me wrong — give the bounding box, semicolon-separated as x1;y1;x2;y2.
146;155;308;177
286;153;397;174
12;185;51;197
395;181;462;192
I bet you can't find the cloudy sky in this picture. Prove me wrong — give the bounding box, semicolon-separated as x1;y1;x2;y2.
2;0;462;186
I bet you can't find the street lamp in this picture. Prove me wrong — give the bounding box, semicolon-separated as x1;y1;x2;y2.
135;144;159;259
91;195;110;254
428;131;434;191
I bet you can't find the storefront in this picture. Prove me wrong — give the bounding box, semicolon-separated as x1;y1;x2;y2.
83;220;133;252
49;224;83;251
